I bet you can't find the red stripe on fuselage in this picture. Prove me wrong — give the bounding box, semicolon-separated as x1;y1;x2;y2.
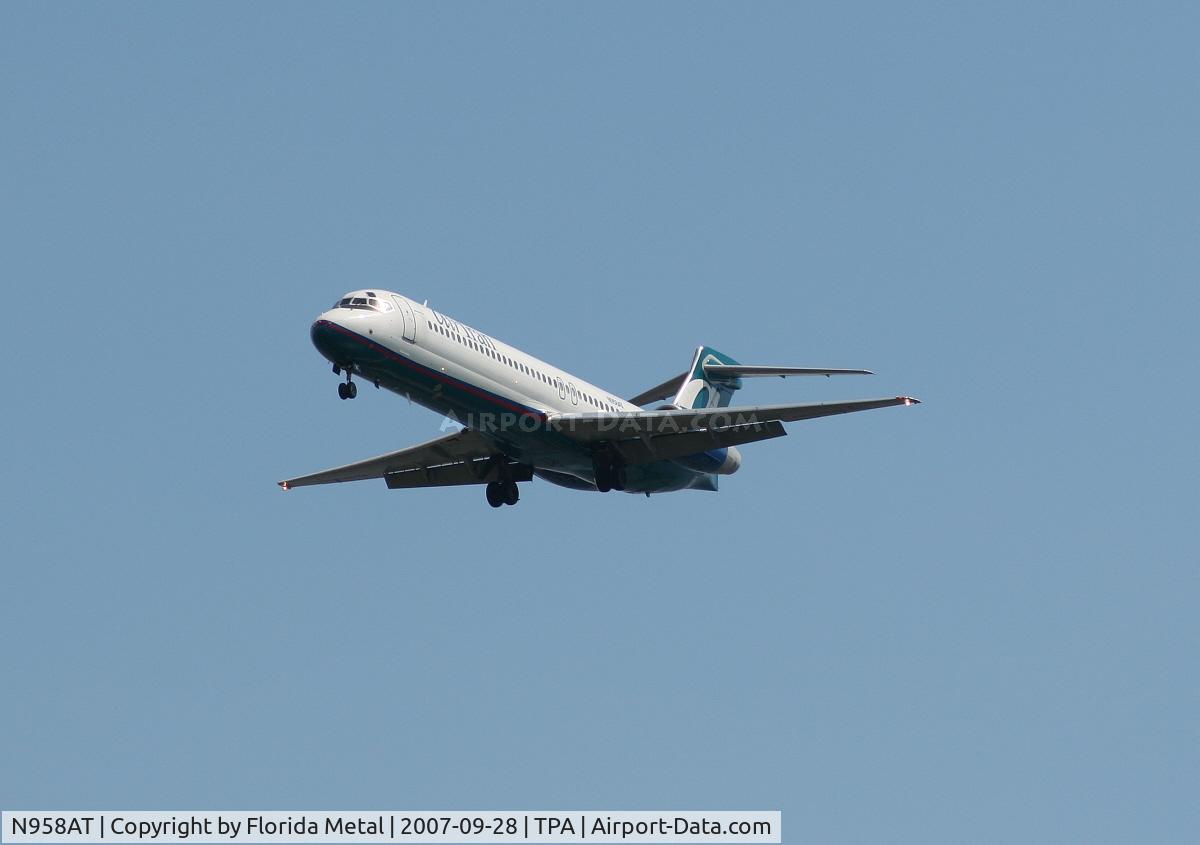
316;319;546;420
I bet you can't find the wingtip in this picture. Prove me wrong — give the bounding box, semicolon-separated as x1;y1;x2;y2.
900;396;921;406
278;481;290;491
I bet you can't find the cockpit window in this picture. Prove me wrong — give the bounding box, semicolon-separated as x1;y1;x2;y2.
334;294;395;313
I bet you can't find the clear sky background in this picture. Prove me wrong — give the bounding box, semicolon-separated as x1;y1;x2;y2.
2;3;1196;842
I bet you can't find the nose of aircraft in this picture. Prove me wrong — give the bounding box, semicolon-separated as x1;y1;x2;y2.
310;312;349;365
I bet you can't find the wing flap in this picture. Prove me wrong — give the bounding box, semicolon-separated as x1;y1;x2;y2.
385;459;534;489
278;429;500;489
614;420;787;465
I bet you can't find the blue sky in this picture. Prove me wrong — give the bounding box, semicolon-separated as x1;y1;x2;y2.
1;3;1196;842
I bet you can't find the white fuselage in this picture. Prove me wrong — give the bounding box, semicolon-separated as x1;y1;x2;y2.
309;289;735;492
315;290;641;421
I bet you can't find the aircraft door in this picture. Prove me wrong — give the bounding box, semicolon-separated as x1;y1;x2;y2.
391;296;417;342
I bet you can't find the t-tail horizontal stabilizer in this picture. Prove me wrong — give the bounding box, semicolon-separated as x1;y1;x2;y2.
628;345;877;408
704;365;873;378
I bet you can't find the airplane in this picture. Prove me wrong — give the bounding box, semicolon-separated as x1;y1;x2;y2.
279;290;920;507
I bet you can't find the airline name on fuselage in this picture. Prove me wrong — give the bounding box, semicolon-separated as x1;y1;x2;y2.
431;310;497;351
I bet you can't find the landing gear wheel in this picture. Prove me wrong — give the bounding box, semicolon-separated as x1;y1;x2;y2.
612;465;627;491
593;456;615;493
337;382;349;400
486;480;520;507
346;381;357;399
593;456;626;492
501;480;520;506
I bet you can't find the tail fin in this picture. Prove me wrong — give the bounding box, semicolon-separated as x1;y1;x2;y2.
671;346;743;409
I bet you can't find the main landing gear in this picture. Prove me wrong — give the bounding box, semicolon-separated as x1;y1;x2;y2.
485;480;520;508
335;364;358;400
592;453;627;493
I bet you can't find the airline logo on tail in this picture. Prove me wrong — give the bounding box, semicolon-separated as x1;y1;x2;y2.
672;346;743;410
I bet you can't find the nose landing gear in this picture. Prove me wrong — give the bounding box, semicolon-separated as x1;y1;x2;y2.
337;368;358;400
486;480;520;508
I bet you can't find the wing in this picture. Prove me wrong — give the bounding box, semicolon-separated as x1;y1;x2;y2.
548;396;920;444
611;420;789;465
278;429;529;490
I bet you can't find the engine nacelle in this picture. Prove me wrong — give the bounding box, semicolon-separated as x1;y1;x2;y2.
671;445;742;476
